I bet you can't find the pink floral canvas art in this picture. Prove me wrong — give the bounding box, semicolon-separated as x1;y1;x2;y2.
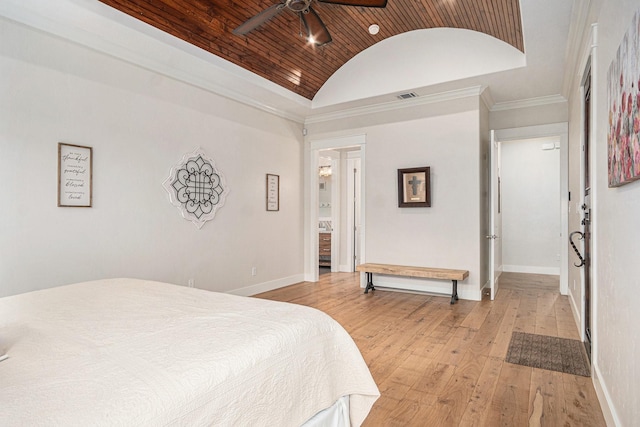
607;8;640;187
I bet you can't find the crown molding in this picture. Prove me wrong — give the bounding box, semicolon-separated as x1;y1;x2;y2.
1;0;578;126
0;0;310;123
479;86;495;110
305;86;485;125
490;94;567;112
561;0;593;99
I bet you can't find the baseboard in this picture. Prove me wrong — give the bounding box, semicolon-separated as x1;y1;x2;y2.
592;362;621;426
481;279;490;298
339;264;354;273
502;265;560;275
226;274;305;297
568;292;619;426
568;290;582;340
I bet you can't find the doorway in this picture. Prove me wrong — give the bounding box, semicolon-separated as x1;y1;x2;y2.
501;137;561;275
307;135;366;283
317;148;361;275
494;123;569;295
318;153;338;275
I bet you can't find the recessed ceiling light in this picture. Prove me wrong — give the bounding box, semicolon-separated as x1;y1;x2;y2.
368;24;380;35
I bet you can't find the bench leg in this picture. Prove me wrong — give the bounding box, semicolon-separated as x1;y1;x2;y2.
450;280;459;304
364;272;376;294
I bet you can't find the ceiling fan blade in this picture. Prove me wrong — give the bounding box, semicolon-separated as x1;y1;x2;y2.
300;7;332;46
233;3;285;36
318;0;387;7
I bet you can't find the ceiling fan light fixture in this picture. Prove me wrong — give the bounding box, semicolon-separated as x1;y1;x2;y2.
287;0;312;12
234;0;384;46
368;24;380;35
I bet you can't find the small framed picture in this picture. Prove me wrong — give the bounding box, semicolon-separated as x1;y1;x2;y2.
398;167;430;208
58;143;92;207
266;173;279;211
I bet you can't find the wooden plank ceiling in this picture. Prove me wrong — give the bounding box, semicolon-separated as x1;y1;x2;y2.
98;0;523;100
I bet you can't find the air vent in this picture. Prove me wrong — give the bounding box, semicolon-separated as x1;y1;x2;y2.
396;92;418;100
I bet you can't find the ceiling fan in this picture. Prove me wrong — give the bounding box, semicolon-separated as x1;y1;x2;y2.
233;0;388;47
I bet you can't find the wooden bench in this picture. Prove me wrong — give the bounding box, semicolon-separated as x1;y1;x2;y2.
355;263;469;304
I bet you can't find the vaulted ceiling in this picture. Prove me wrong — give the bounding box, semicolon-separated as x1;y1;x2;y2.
97;0;524;100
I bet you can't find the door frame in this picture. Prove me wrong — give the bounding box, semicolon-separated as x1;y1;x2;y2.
488;130;502;300
572;24;598;361
318;151;341;272
345;153;361;272
579;51;597;362
494;123;569;295
305;134;366;282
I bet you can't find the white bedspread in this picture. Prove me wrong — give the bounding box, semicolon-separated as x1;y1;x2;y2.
0;279;379;426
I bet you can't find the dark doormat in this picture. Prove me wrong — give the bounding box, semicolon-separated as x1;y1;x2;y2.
505;332;591;377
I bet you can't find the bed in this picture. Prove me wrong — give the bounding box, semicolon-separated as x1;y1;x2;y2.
0;278;379;426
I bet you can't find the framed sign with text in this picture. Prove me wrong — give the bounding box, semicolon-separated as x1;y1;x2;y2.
58;143;92;207
266;174;279;211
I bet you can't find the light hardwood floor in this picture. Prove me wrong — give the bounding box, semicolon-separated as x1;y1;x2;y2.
256;272;606;426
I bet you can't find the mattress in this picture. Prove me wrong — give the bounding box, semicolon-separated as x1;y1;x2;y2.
0;278;379;426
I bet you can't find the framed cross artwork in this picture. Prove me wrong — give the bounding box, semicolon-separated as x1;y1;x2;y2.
398;167;430;208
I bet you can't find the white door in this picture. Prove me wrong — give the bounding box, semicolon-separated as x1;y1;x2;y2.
353;158;361;268
346;156;361;271
488;130;502;300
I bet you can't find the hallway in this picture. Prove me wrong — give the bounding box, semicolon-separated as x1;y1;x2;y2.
257;272;606;426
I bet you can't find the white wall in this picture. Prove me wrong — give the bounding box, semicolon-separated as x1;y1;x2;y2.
501;138;560;274
490;102;568;130
566;1;640;425
307;96;483;300
313;28;525;108
0;18;304;297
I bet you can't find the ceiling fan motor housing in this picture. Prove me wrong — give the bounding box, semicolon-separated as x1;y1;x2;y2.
286;0;312;12
234;0;386;46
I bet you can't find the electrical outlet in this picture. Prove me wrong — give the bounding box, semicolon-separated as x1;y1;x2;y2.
251;267;257;276
188;279;194;288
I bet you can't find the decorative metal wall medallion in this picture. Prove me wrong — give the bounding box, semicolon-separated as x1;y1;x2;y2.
163;148;228;228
